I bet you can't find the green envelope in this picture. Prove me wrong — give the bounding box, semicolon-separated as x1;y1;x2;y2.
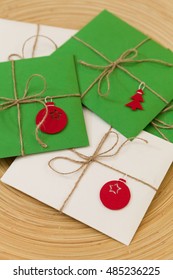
145;101;173;143
52;10;173;138
0;55;89;158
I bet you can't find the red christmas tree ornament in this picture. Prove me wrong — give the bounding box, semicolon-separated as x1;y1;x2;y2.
36;101;68;134
126;82;145;111
100;178;131;210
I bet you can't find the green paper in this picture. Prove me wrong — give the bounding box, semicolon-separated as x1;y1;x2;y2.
52;10;173;138
145;101;173;143
0;55;89;158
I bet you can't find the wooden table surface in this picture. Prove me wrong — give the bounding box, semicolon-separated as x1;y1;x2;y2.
0;0;173;260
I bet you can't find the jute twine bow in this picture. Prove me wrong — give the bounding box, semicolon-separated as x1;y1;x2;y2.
0;60;80;156
151;103;173;141
73;36;172;104
48;127;157;212
8;24;58;61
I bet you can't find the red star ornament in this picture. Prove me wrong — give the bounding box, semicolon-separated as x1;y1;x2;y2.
36;102;68;134
100;178;131;210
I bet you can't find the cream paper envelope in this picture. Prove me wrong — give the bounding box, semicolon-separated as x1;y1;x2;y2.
1;109;173;245
0;18;77;61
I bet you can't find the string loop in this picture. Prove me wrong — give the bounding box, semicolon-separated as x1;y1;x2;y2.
8;24;58;61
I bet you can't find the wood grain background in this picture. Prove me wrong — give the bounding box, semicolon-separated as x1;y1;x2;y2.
0;0;173;260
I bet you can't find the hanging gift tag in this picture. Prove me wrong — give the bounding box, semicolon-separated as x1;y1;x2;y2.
126;82;145;111
100;178;131;210
36;102;68;134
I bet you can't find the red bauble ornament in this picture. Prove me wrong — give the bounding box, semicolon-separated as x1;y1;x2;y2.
126;82;145;111
100;178;131;210
36;102;68;134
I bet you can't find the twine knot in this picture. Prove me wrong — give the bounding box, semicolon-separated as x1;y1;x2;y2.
13;99;20;105
87;155;95;163
15;98;32;106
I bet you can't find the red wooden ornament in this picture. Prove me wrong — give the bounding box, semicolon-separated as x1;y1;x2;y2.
36;102;68;134
100;178;131;210
126;82;145;111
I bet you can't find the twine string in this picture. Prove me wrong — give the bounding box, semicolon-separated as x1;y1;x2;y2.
8;24;58;61
73;36;172;104
151;104;173;141
48;127;157;212
32;24;40;58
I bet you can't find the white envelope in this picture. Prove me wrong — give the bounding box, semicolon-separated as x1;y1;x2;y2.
0;18;76;61
1;109;173;245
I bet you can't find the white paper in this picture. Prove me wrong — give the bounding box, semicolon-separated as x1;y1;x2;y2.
0;18;76;62
1;109;173;245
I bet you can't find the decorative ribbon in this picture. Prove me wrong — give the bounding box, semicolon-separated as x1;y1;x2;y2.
0;60;80;156
8;24;58;61
151;103;173;141
73;36;172;104
48;127;157;212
